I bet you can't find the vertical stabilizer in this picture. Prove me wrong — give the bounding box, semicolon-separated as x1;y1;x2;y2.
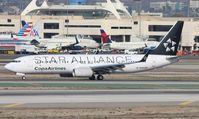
150;21;184;55
100;29;112;44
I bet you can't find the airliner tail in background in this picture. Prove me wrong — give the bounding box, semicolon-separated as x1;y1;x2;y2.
16;21;33;37
16;20;40;38
100;29;112;44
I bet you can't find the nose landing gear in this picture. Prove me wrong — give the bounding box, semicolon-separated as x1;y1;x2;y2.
16;73;26;80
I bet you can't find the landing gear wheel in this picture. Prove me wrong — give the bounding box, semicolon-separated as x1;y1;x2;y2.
89;75;95;80
97;75;104;80
22;76;26;80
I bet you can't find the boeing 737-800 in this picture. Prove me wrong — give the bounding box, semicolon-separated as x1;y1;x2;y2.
5;21;184;80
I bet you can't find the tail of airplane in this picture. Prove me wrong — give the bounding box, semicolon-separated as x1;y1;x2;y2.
16;20;40;38
21;20;26;27
150;21;184;55
16;21;33;37
100;29;112;44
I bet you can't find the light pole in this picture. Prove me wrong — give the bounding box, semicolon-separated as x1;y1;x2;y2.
66;0;69;36
134;0;142;37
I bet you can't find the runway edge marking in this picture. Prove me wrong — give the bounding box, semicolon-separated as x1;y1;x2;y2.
3;103;24;108
179;100;193;107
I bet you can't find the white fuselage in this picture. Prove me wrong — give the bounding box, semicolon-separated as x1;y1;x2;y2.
5;54;178;75
38;37;99;49
110;41;160;50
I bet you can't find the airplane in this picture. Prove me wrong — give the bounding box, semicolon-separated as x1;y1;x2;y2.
33;35;99;50
0;20;99;51
26;21;99;50
3;20;98;50
5;21;184;80
100;29;159;50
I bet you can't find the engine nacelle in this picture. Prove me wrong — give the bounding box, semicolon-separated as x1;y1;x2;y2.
72;67;93;77
30;39;40;46
59;73;73;77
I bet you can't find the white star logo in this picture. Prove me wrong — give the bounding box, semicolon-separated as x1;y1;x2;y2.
164;38;176;52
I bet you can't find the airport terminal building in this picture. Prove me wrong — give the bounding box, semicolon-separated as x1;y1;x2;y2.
0;0;199;52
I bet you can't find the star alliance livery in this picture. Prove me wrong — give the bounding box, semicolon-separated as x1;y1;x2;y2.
5;21;184;80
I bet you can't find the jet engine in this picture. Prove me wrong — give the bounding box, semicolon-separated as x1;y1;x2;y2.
72;67;93;77
30;39;40;46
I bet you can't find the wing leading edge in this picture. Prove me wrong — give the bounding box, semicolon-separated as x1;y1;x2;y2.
91;51;150;74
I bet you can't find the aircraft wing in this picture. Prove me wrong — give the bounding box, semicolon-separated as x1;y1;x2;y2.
61;36;80;50
91;63;126;74
91;51;150;74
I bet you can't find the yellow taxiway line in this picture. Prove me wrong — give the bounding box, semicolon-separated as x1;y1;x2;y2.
179;100;193;107
3;103;24;108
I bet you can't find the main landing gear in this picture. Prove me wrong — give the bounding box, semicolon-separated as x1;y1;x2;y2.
89;74;104;80
22;76;26;80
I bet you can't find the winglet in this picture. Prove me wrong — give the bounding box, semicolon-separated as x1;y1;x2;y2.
128;50;149;64
75;36;80;44
140;50;150;62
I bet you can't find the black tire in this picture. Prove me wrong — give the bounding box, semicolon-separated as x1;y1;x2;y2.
22;76;26;80
89;75;95;80
97;75;104;80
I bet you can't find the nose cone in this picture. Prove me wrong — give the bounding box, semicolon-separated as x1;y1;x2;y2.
4;63;13;71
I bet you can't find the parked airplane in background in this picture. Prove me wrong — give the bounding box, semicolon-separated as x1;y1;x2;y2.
0;20;99;51
5;21;184;80
0;21;34;47
0;21;33;41
100;29;159;50
25;22;99;50
32;35;99;50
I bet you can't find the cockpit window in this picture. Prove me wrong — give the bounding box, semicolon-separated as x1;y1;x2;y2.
12;60;21;63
